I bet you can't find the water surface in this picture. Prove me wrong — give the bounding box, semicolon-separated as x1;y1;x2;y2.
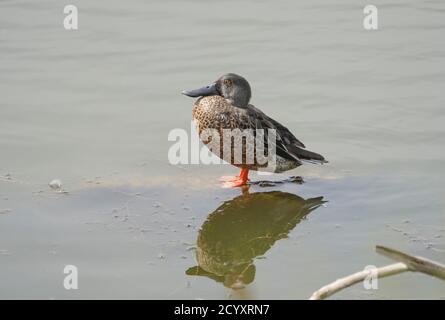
1;0;444;299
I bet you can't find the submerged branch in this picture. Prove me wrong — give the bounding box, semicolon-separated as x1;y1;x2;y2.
309;262;408;300
309;245;445;300
376;245;445;280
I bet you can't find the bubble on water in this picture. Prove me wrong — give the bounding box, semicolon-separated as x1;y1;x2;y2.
49;179;62;190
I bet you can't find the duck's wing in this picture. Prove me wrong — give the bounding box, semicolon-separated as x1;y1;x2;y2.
243;105;326;163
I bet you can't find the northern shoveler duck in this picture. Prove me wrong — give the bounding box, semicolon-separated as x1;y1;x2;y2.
182;73;326;188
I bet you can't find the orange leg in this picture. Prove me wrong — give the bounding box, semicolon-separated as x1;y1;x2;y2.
221;168;250;188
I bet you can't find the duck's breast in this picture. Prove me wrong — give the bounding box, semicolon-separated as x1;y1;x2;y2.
192;96;242;133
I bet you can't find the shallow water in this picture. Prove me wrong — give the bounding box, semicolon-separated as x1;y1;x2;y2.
1;0;444;299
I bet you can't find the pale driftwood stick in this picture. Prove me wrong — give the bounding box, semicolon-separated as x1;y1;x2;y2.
309;245;445;300
376;245;445;280
309;262;408;300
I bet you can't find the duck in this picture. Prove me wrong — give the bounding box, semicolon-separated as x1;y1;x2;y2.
182;73;326;188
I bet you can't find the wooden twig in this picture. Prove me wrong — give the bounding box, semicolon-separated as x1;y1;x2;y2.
309;262;408;300
376;245;445;280
309;245;445;300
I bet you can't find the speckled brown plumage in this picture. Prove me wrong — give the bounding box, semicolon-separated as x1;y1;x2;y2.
193;96;260;169
192;96;311;172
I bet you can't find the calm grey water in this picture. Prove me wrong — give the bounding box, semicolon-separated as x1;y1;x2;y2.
1;0;444;299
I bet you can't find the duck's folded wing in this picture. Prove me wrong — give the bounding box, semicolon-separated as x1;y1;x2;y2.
244;105;326;163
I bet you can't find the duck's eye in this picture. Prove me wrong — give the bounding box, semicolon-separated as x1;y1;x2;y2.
224;79;233;86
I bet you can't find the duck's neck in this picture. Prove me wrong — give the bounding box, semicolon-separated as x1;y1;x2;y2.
227;95;250;108
226;87;251;108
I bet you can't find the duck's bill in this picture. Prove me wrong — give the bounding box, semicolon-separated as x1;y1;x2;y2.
181;83;218;97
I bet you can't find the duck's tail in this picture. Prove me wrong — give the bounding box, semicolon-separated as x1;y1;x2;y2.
294;147;327;164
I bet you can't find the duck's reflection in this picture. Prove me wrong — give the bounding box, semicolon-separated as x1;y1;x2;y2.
186;189;325;290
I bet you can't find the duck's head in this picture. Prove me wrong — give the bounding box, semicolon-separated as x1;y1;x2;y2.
182;73;251;108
